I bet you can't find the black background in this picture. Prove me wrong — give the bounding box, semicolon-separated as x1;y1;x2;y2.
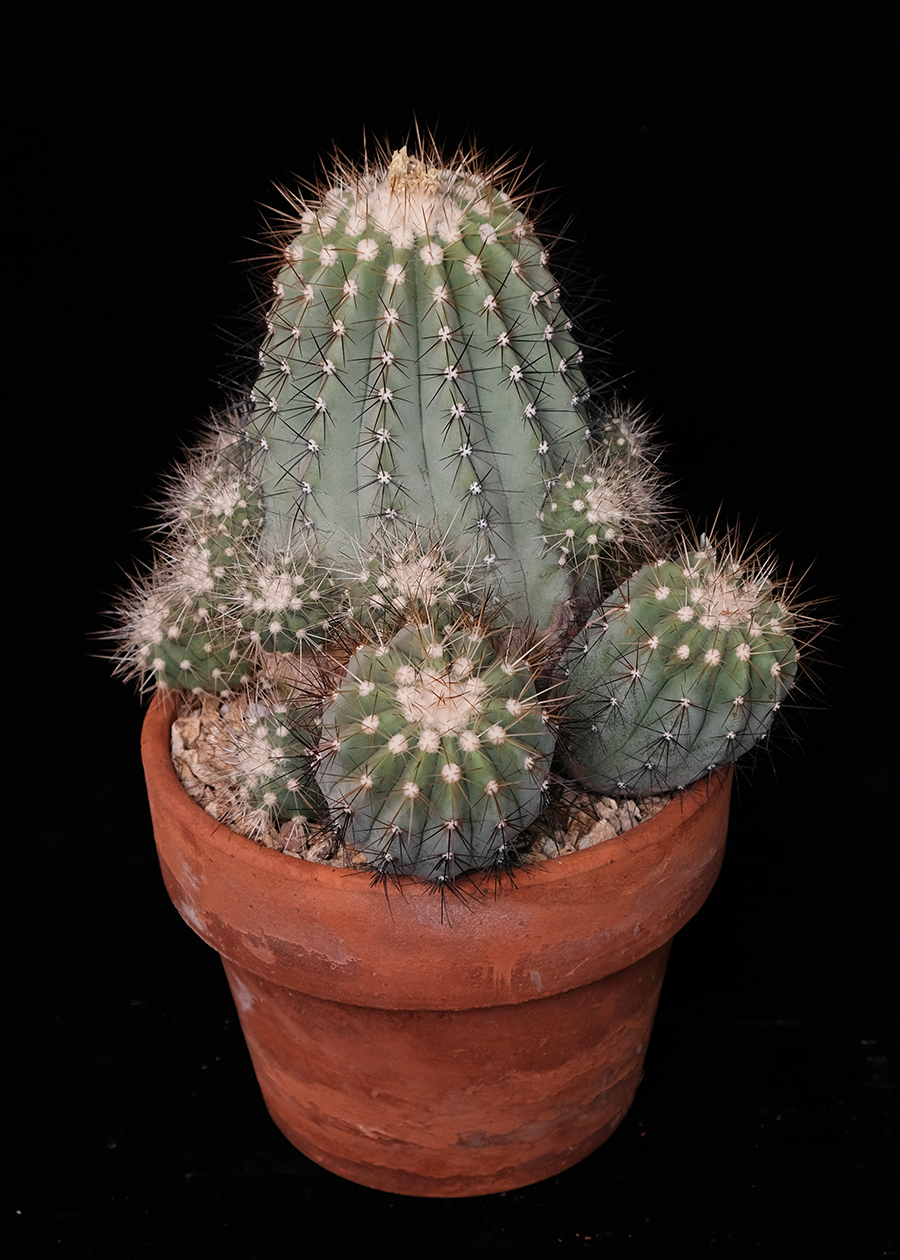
12;15;894;1258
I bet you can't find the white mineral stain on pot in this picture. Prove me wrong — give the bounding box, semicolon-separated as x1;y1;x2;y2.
176;895;207;936
229;973;255;1012
177;857;201;892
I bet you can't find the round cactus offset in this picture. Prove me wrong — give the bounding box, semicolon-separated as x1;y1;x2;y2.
235;552;340;655
316;616;554;881
229;700;326;827
123;463;264;693
539;443;666;587
561;541;799;795
335;533;480;639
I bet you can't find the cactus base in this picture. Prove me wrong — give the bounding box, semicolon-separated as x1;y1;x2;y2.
142;693;732;1197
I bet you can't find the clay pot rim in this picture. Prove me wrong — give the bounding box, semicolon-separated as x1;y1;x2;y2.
143;689;727;899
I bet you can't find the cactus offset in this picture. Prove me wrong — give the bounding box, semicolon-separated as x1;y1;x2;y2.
539;415;668;591
228;699;325;829
318;615;553;882
561;540;800;795
113;140;813;887
122;460;261;694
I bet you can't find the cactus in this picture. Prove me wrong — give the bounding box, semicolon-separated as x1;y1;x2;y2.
559;540;800;795
114;140;811;885
243;144;599;631
232;699;325;825
317;614;554;882
538;434;667;591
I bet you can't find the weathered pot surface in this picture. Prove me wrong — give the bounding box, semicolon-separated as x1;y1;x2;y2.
142;691;732;1196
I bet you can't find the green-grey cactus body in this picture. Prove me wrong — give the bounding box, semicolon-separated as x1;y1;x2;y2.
316;617;553;881
236;555;340;656
242;148;592;629
561;545;799;794
126;466;263;693
232;702;325;824
334;536;479;641
125;462;341;693
539;448;664;588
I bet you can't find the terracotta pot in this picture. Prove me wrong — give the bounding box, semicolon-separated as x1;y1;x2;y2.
142;692;732;1197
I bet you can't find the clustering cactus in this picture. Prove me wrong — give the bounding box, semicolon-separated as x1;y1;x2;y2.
115;141;811;885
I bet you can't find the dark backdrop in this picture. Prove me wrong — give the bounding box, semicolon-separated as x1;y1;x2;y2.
12;15;894;1259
